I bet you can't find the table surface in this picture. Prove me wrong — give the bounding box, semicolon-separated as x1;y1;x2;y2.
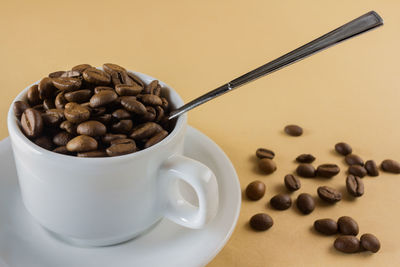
1;1;399;266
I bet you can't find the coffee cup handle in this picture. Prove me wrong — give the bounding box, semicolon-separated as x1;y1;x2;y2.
159;154;219;229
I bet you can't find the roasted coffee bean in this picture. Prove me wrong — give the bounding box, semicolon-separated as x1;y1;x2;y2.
296;164;316;178
60;70;81;78
77;150;108;157
65;89;92;103
106;142;136;157
141;94;162;106
127;72;144;88
245;181;266;200
155;106;164;122
296;193;315;214
111;119;133;134
64;102;90;124
90;107;106;117
259;158;277;174
144;130;168;148
144;80;159;94
348;165;367;178
142;106;156;121
102;133;127;144
112;109;131;120
284;174;301;191
38;77;57;100
103;63;126;74
360;233;380;253
295;154;315;163
53;131;74;146
33;104;45;112
66;135;97;152
120;71;136;85
21;108;43;138
316;164;340;178
71;64;92;73
334;236;360;253
381;159;400;174
110;71;122;86
77;120;107;137
93;113;112;125
60;120;77;135
249;213;273;231
338;216;359;236
52;77;82;91
345;154;364;166
43;99;55;110
48;71;65;78
365;160;379;176
34;135;54;150
89;90;118;108
42;109;65;127
55;91;68;109
53;146;71;155
110;138;136;146
270;194;292;210
27;84;41;106
346;175;364;197
120;96;147;115
115;84;142;96
161;97;169;110
13;101;30;118
94;86;114;94
256;148;275;159
314;219;338;235
335;142;352;156
284;124;303;136
130;122;162;140
83;67;111;85
317;186;342;203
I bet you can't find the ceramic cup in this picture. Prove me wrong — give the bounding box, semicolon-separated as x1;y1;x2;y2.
7;70;219;246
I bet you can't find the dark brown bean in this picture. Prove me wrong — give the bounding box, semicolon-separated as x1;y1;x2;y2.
144;130;168;148
338;216;359;236
144;80;159;94
284;124;303;136
270;194;292;210
317;186;342;203
334;236;360;253
102;133;127;145
365;160;379;176
42;108;65;127
27;84;41;106
142;106;156;121
259;158;277;174
34;135;54;150
296;164;316;178
245;181;266;200
103;63;126;74
314;219;338;235
111;119;133;134
155;106;164;122
112;109;131;120
360;233;380;253
55;91;68;109
110;138;136;146
127;72;145;88
346;175;364;197
52;77;82;91
13;101;30;118
65;89;92;103
316;164;340;178
130;122;163;140
120;96;147;115
64;103;90;124
93;113;112;125
21;108;43;138
43;99;55;110
161;97;169;110
295;154;315;163
140;94;162;106
94;86;114;94
296;193;315;214
115;84;142;96
83;67;111;85
77;120;107;137
53;146;71;155
348;165;367;178
345;154;364;166
381;159;400;174
284;174;301;191
249;213;273;231
89;90;118;108
60;70;81;78
48;71;66;78
77;150;108;157
106;143;137;157
66;135;98;152
38;77;57;100
335;142;352;156
256;148;275;159
53;131;74;146
72;64;92;73
60;120;77;135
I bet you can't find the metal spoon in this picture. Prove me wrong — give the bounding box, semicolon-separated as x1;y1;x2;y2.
168;11;383;120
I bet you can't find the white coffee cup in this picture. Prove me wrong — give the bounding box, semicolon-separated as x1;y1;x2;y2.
7;70;219;246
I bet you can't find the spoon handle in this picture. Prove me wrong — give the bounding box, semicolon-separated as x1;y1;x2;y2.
168;11;383;120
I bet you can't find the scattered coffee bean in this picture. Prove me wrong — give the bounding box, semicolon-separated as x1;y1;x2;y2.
284;124;303;136
360;233;380;253
256;148;275;159
316;164;340;178
296;164;316;178
66;135;98;152
365;160;379;176
77;121;107;137
346;175;364;197
258;158;277;174
270;194;292;210
284;174;301;191
317;186;342;203
249;213;273;231
348;165;367;178
381;159;400;174
314;219;338;235
296;193;315;214
13;101;30;118
245;181;266;200
345;154;364;166
338;216;359;236
295;154;315;163
21;108;43;138
335;142;352;156
334;236;360;253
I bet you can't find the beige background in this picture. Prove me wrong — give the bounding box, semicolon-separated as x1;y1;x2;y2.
1;0;399;266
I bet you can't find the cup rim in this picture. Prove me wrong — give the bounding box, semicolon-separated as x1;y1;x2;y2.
7;69;187;163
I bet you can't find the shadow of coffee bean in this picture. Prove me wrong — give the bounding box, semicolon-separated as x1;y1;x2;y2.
339;184;358;202
315;196;337;208
249;155;266;175
272;183;288;195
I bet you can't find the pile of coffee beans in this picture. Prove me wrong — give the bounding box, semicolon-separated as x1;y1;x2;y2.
13;63;174;157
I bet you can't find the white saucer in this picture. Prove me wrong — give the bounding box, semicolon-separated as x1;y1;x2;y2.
0;126;241;267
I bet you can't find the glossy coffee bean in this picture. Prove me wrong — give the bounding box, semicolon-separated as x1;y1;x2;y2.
270;194;291;210
42;109;65;127
120;96;147;115
60;120;77;135
127;72;144;88
144;130;168;148
317;186;342;203
345;154;364;166
316;164;340;178
43;99;55;110
335;142;352;156
155;106;164;122
64;103;90;124
144;80;159;94
38;77;57;100
360;233;380;253
66;135;98;152
296;193;315;214
249;213;273;231
48;71;65;78
255;148;275;159
52;77;82;91
141;94;162;106
102;133;127;144
55;91;68;109
110;138;136;146
142;106;156;121
94;86;114;94
296;164;316;178
130;122;162;140
161;97;169;110
365;160;379;176
115;84;142;96
106;143;137;157
60;70;81;78
77;150;108;157
77;120;107;137
284;124;303;136
90;90;118;108
334;236;360;253
21;108;43;138
83;67;111;85
348;165;367;178
245;181;266;200
259;158;277;174
381;159;400;174
34;135;54;150
72;64;92;73
338;216;359;236
284;174;301;191
295;154;315;163
13;101;30;118
53;146;71;155
111;119;133;134
65;89;92;103
314;219;338;235
27;84;41;106
53;131;74;146
103;63;126;74
112;109;131;120
346;175;364;197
